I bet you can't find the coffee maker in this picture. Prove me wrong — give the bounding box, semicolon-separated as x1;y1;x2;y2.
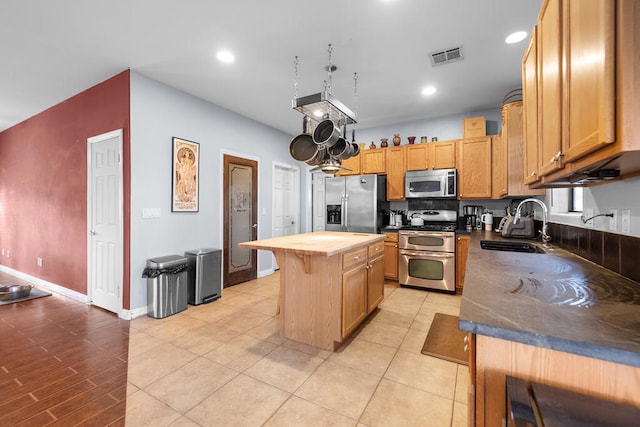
463;205;483;231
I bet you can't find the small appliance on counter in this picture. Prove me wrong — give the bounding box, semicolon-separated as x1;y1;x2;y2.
463;205;483;231
501;216;536;238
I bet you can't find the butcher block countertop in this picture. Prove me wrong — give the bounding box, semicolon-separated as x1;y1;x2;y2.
459;231;640;368
239;231;384;256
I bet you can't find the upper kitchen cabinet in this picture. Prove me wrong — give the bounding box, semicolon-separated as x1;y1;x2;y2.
457;136;492;199
405;140;456;171
522;27;542;186
336;152;361;176
562;0;615;164
361;148;386;174
496;100;545;198
537;0;564;178
524;0;640;186
386;146;406;200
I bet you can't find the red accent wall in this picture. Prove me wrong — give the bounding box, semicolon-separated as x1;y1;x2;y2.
0;70;131;309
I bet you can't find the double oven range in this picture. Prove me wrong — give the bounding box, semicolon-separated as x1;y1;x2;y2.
398;210;457;293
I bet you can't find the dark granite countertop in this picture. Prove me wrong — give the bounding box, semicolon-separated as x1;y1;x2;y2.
459;230;640;368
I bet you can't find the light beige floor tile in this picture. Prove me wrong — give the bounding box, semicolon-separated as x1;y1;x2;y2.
399;328;428;354
203;333;278;372
384;350;458;399
295;360;380;420
245;317;286;345
127;381;139;396
355;321;408;349
130;314;162;331
246;296;279;316
244;345;325;392
452;401;468;427
419;300;460;318
220;310;272;333
360;378;453;427
143;314;209;342
219;292;268;309
283;339;332;359
145;357;239;413
168;416;202;427
455;364;470;404
368;306;416;328
264;395;356;427
221;286;243;297
125;389;181;427
244;282;280;298
328;338;396;377
182;302;242;323
128;342;198;388
186;374;290;427
410;312;435;331
128;328;165;357
170;324;225;355
426;291;462;309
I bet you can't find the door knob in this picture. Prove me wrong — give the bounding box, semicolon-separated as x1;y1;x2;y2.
89;230;96;236
251;224;258;228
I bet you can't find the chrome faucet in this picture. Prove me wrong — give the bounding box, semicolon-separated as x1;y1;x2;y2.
514;198;551;246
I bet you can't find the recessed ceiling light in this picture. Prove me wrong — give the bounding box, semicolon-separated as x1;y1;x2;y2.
216;50;235;63
505;31;528;44
421;86;437;96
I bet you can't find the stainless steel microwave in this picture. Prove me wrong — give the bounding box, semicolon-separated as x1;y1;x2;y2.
405;169;457;198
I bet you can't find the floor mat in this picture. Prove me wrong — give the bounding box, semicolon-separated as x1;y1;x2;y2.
421;312;468;365
0;287;52;305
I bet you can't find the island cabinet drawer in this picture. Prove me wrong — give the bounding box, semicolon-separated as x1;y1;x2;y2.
343;247;368;271
368;241;384;258
385;232;398;243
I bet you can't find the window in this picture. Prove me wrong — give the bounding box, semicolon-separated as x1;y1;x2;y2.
569;187;583;212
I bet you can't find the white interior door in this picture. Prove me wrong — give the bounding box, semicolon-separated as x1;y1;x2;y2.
312;173;326;231
87;129;123;315
272;163;299;268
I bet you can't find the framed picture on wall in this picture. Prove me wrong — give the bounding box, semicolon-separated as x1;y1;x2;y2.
172;137;199;212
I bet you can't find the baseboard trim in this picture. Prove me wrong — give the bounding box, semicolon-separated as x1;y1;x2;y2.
0;265;89;304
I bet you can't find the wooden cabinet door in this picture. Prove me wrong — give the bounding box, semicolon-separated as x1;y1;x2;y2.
362;149;386;174
537;0;564;177
455;235;471;292
522;27;542;186
492;133;508;199
457;137;492;199
342;265;368;338
367;255;385;314
386;146;406;200
384;240;398;280
337;153;361;176
562;0;615;163
405;144;428;171
430;141;456;169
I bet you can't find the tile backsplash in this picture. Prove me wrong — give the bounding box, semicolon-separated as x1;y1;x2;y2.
548;223;640;284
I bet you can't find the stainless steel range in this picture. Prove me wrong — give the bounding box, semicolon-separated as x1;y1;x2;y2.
398;209;457;293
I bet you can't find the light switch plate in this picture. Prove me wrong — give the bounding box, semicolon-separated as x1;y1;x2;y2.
621;209;631;234
609;209;617;231
142;208;161;219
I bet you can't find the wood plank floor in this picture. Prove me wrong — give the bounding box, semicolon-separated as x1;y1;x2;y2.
0;273;129;426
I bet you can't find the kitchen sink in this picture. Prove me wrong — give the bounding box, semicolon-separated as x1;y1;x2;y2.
480;240;546;254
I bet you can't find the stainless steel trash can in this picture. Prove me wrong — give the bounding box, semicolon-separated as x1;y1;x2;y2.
185;248;221;305
144;255;188;318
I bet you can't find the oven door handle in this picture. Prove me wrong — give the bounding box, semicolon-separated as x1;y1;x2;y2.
399;250;455;259
401;231;454;238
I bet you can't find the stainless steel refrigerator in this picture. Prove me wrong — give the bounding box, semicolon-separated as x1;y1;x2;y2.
325;174;386;233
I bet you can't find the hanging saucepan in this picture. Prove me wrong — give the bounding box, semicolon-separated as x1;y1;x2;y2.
306;147;330;166
328;138;352;160
289;116;318;162
313;119;342;149
350;142;360;157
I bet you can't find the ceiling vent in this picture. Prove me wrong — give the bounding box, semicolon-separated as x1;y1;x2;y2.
430;46;463;66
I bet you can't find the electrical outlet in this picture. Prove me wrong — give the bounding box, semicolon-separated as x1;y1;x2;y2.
583;208;594;227
609;209;617;231
37;257;43;267
621;209;631;234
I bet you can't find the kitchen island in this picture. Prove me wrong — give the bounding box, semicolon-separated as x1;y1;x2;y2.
240;231;385;351
459;231;640;426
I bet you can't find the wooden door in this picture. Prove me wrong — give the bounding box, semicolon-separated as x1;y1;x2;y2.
430;141;456;169
457;137;492;199
386;146;406;200
562;0;615;163
491;132;507;199
522;27;542;185
362;149;386;174
223;155;258;286
537;0;564;177
406;144;428;171
367;255;385;314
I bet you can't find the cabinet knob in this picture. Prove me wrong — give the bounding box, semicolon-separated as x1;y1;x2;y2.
354;256;360;260
464;344;469;353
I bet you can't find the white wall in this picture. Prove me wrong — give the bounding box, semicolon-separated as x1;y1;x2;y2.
129;72;302;312
548;176;640;237
356;107;502;145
